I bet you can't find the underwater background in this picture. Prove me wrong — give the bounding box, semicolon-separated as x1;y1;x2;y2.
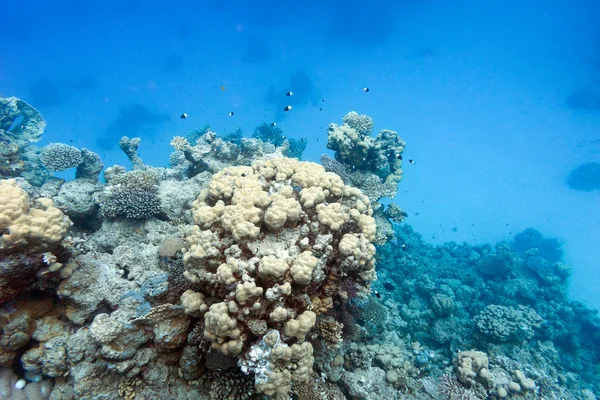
1;0;600;399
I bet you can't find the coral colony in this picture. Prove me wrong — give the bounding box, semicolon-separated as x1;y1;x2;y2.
0;95;598;399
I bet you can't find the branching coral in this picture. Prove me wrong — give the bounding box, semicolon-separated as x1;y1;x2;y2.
40;143;83;172
99;170;161;219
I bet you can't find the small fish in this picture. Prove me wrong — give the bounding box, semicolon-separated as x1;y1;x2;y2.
401;244;406;251
229;112;235;116
409;159;415;164
180;113;188;119
301;138;307;142
284;105;292;112
322;98;326;102
220;85;226;91
397;154;403;160
286;91;293;96
271;122;277;126
282;135;286;139
319;107;322;111
374;290;381;299
316;138;319;142
363;87;370;92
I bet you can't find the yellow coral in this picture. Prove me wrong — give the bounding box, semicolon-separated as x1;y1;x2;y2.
0;179;71;251
258;255;289;281
284;311;316;342
290;251;319;285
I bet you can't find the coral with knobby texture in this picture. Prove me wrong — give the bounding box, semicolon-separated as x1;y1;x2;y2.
170;129;293;178
431;293;455;318
182;157;376;395
99;170;161;219
454;350;492;387
40;143;83;172
342;111;374;136
326;112;405;187
0;179;71;253
474;304;543;342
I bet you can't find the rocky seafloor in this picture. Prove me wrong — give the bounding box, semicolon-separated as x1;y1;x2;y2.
0;95;598;400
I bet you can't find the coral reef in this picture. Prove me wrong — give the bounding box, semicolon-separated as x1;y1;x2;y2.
326;111;405;188
0;106;599;400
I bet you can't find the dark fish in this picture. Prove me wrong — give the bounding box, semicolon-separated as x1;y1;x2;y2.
322;98;326;102
282;135;286;139
286;91;293;96
401;244;406;251
229;112;235;116
180;113;188;119
319;107;322;111
284;106;292;112
301;138;307;142
271;122;277;126
397;154;403;160
374;290;381;299
382;282;394;291
409;159;415;164
363;87;370;92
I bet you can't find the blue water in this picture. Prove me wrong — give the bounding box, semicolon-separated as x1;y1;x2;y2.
1;0;599;314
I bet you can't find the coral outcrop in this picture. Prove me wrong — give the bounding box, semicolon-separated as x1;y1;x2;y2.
0;179;72;303
182;157;376;395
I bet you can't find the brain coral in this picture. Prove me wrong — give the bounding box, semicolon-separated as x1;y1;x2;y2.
181;157;376;396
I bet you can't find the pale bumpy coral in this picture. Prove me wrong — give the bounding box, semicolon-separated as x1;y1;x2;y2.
474;304;543;342
0;179;71;252
182;157;376;395
454;350;491;387
40;143;84;172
